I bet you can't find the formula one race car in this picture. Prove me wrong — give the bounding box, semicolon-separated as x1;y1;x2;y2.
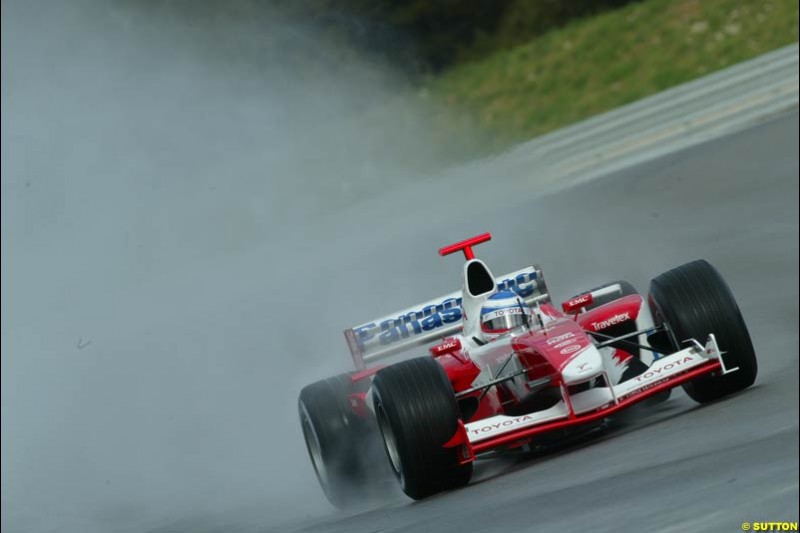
298;233;758;506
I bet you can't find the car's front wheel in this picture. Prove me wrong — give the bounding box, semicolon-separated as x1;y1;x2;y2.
372;357;472;500
649;259;757;403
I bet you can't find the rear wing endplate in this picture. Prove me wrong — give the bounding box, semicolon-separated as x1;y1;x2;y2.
344;265;549;369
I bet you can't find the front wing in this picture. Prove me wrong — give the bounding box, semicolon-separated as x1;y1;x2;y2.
451;334;735;456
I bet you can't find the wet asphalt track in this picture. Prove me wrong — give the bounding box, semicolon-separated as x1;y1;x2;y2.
153;112;798;533
288;111;799;533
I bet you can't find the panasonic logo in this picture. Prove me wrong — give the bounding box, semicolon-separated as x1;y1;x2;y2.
354;272;541;347
591;312;630;331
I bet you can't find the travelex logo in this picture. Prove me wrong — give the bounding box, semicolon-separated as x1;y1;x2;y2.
355;272;540;347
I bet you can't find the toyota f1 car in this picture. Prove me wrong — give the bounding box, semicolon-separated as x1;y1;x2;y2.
298;233;758;506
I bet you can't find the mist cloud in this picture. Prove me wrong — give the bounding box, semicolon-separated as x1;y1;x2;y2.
1;1;481;531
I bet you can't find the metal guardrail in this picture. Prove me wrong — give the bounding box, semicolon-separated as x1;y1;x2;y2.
495;43;799;193
352;44;798;224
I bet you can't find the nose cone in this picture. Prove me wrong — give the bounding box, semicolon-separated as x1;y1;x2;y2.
562;345;604;384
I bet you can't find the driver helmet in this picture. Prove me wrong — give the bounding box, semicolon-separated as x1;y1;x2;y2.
479;290;533;341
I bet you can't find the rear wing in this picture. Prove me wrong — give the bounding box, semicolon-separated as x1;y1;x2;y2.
344;265;550;370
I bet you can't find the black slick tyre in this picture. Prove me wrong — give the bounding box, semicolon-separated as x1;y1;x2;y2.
298;374;372;508
648;259;757;403
372;357;472;500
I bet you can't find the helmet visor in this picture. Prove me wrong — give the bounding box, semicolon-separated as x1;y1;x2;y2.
481;308;528;334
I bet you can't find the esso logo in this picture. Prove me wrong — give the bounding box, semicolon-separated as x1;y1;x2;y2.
560;344;581;355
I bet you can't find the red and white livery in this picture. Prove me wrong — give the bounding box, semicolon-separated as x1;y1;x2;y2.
299;233;758;505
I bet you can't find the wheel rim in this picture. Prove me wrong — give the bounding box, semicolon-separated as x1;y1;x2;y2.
376;404;402;475
300;403;329;488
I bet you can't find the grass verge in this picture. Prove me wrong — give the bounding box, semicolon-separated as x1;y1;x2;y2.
426;0;799;152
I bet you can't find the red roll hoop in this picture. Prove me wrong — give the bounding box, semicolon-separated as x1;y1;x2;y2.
438;232;492;260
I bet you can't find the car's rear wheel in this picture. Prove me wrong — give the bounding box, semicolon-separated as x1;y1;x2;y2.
649;259;757;403
298;374;376;508
372;357;472;500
